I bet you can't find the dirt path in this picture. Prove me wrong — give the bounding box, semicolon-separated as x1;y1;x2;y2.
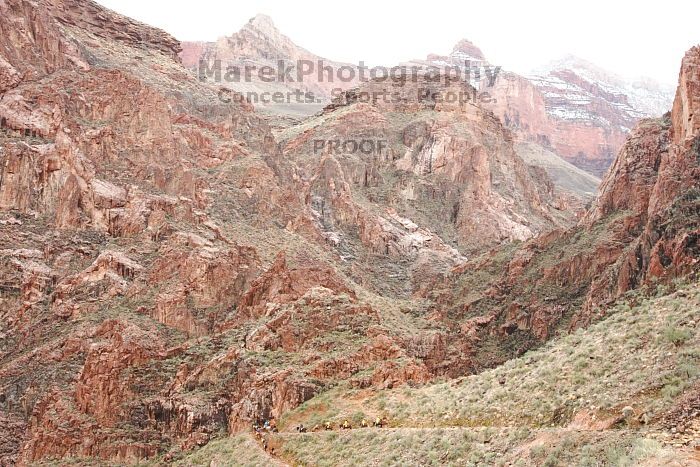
250;431;291;466
270;424;700;466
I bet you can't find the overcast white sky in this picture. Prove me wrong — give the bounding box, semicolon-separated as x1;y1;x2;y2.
95;0;698;85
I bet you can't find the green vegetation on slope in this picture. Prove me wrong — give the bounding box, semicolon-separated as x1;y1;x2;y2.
260;281;700;466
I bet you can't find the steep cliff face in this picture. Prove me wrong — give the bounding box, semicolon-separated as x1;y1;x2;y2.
671;47;700;147
0;0;180;90
416;43;674;178
425;46;699;361
279;74;573;262
0;0;314;463
0;2;492;463
45;0;182;59
0;1;698;464
526;56;675;176
580;47;700;314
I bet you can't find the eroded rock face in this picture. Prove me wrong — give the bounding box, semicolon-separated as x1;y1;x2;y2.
1;0;698;464
671;46;700;147
147;235;261;335
578;47;700;317
424;46;699;363
522;56;674;176
74;320;163;426
282;75;571;259
51;251;143;318
584;120;669;225
0;0;273;462
0;2;476;462
417;43;674;178
236;251;355;318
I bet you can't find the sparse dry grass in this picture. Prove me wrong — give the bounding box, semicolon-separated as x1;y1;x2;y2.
275;426;675;467
266;283;699;466
175;434;284;467
319;283;700;429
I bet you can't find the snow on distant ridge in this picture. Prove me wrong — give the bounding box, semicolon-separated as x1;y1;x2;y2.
529;55;675;121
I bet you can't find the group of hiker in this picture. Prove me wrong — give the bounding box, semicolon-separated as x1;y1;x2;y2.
295;417;385;433
252;417;386;456
253;420;278;455
253;419;278;433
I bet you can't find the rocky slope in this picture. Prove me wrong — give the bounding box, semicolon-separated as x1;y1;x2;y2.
0;1;570;463
0;1;698;465
419;45;700;369
261;46;700;467
276;282;700;466
527;56;675;175
515;141;600;199
278;74;573;258
414;41;674;178
0;0;347;463
264;45;698;465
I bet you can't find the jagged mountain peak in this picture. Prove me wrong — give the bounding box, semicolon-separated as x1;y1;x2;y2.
246;13;279;36
451;39;486;61
2;0;699;463
217;11;317;62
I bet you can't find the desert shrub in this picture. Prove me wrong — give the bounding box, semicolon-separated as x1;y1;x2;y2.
662;326;692;346
661;377;685;400
578;445;598;467
629;438;663;461
605;445;630;465
530;444;547;460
